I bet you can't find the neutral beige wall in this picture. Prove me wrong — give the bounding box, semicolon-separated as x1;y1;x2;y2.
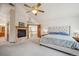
34;3;79;33
0;4;10;40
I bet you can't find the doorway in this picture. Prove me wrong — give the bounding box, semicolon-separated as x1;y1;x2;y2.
27;24;41;40
0;25;5;42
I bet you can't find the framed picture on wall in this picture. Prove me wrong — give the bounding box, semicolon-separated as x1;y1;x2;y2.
18;22;25;27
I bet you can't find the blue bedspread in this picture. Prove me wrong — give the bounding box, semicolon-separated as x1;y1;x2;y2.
40;34;79;50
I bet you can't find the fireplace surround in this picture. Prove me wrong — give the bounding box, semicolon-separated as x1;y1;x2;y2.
16;26;27;42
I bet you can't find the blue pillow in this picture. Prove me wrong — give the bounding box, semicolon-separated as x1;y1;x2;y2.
48;32;69;36
48;32;59;34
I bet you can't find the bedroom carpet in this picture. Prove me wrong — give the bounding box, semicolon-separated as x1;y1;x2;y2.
0;38;70;56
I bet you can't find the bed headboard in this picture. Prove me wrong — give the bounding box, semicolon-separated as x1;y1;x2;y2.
48;26;71;35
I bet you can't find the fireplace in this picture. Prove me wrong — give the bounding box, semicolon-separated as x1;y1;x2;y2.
16;26;27;42
18;29;26;38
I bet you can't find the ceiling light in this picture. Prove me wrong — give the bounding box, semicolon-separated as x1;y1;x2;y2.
32;10;38;15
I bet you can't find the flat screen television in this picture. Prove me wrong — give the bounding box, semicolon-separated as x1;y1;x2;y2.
18;29;26;38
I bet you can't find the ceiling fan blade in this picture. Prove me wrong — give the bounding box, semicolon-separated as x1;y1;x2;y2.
38;10;45;13
24;4;31;8
26;11;31;13
9;3;15;7
37;3;41;7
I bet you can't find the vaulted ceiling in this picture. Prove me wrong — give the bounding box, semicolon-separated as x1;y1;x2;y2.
0;3;79;30
0;4;10;25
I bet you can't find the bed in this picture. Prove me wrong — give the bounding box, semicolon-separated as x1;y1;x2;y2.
40;26;79;56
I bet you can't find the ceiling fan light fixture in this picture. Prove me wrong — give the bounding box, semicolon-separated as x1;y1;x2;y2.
32;9;38;15
24;3;44;16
